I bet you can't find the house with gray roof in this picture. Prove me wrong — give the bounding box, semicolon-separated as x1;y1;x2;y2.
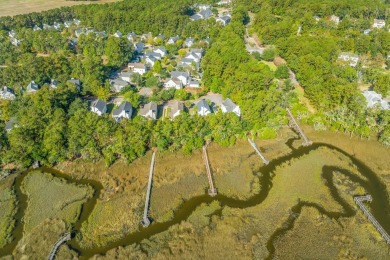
362;90;389;110
167;36;180;45
75;28;84;37
8;30;16;38
64;21;73;28
216;15;231;26
50;79;60;89
139;102;158;120
164;77;183;89
190;14;203;21
119;71;134;82
127;32;137;42
184;38;195;48
43;24;52;30
199;9;212;19
141;32;152;41
221;98;241;116
154;34;165;42
5;117;17;133
153;47;167;57
26;81;39;93
196;99;211;116
145;56;158;66
33;25;42;31
134;42;145;53
110;78;129;93
0;87;15;100
112;101;133;122
53;22;62;31
184;52;201;62
128;63;147;75
73;19;81;26
114;30;123;38
189;80;200;88
90;99;107;116
171;71;190;85
169;101;184;119
67;78;81;91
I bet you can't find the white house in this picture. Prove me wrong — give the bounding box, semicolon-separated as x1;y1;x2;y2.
373;19;386;29
73;19;81;26
184;38;195;48
221;98;241;117
64;21;72;28
119;71;134;82
363;29;371;35
26;81;39;93
5;117;17;133
338;52;359;67
184;52;201;62
0;86;15;100
153;47;167;57
169;101;184;119
167;36;180;44
53;22;62;31
197;99;211;116
90;99;107;116
216;15;231;26
114;30;123;38
362;90;389;110
140;102;158;120
164;78;183;89
128;63;147;75
154;34;165;42
330;15;340;24
112;101;133;122
145;56;157;66
171;71;190;85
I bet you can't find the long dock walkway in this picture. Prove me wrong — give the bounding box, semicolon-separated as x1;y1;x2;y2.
248;138;269;165
354;195;390;244
286;108;312;146
141;151;156;227
47;232;71;260
203;145;217;196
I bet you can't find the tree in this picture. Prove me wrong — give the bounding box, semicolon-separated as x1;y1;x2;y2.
153;60;162;74
275;65;289;79
373;74;390;97
262;48;277;61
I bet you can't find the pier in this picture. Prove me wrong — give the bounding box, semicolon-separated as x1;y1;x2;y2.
354;195;390;244
202;145;217;196
286;108;312;146
141;151;156;227
47;232;71;260
248;138;269;165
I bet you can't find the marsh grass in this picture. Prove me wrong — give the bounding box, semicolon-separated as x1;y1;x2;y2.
0;176;17;249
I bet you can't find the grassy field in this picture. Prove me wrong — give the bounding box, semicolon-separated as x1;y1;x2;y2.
97;143;389;259
0;0;120;17
21;171;94;233
0;176;17;249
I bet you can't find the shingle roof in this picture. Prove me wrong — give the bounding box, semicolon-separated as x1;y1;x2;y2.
92;99;107;112
170;101;184;118
197;99;210;112
171;71;189;78
222;98;237;112
113;101;132;116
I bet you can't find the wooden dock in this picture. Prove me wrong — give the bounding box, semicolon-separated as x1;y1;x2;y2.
202;145;217;196
286;108;312;146
141;152;156;227
47;232;71;260
248;138;269;165
354;195;390;244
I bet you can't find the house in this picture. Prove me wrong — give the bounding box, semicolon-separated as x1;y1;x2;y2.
112;101;133;122
349;54;359;67
363;29;371;35
362;90;389;110
139;102;158;120
171;71;190;85
70;38;78;48
216;15;231;26
190;48;203;58
8;30;16;38
53;22;62;30
75;28;84;38
67;78;81;91
153;47;167;57
167;36;180;45
373;19;386;29
169;101;184;119
127;32;137;42
221;98;241;117
184;52;201;62
50;79;60;89
26;81;39;93
199;9;213;19
73;19;81;26
197;99;211;116
90;99;107;116
198;4;211;10
146;51;162;60
33;25;42;31
10;38;20;46
64;21;73;28
85;28;95;35
96;31;108;38
43;24;52;30
330;15;340;24
0;86;15;100
5;117;17;133
134;42;145;53
110;78;129;93
128;63;147;75
338;52;359;67
119;71;134;82
218;0;232;5
202;37;211;45
141;32;152;41
179;58;198;68
189;80;200;88
184;38;195;47
145;56;158;66
114;30;123;38
164;78;183;89
190;14;203;21
154;34;165;42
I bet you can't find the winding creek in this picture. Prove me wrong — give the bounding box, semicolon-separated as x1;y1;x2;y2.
1;138;390;259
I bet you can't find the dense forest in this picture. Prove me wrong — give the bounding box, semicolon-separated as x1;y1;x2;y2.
0;0;389;170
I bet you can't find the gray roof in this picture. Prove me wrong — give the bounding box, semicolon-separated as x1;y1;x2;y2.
199;9;212;19
171;71;189;78
170;101;184;118
26;81;39;92
50;79;60;88
191;14;202;21
5;117;16;131
111;78;129;87
222;98;237;112
113;101;132;116
67;78;81;86
168;36;180;43
197;99;210;112
140;102;158;116
91;99;107;112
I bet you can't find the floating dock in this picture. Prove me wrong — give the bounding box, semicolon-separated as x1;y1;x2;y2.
47;232;71;260
354;195;390;244
141;151;156;227
248;138;269;165
286;108;312;146
203;145;217;196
